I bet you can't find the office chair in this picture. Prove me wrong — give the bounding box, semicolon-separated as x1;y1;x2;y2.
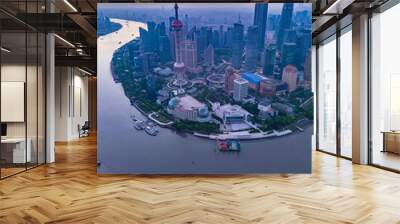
79;121;90;138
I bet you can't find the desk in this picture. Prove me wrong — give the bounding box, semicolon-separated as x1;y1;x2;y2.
382;131;400;154
1;138;31;163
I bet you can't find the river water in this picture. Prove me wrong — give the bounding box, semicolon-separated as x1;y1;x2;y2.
98;19;312;174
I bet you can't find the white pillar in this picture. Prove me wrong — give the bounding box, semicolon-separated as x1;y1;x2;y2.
352;14;369;164
46;32;55;163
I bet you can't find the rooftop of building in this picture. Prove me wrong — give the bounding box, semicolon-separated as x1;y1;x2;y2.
213;103;251;118
178;95;205;110
234;78;249;84
241;72;266;84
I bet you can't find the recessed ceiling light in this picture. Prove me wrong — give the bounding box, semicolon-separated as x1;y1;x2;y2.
78;67;93;76
54;34;75;48
63;0;78;12
1;47;11;53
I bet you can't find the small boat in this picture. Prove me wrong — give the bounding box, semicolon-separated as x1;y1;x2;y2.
134;120;145;130
145;126;159;136
130;114;137;121
216;139;240;152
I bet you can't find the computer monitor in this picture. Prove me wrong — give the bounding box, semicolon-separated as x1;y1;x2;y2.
1;123;7;137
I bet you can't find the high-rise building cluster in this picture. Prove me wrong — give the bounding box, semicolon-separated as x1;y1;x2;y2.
129;3;311;101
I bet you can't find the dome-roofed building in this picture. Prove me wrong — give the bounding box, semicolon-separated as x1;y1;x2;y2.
198;106;210;122
167;95;210;122
167;97;180;111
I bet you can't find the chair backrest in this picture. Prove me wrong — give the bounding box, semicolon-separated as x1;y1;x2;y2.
82;121;90;129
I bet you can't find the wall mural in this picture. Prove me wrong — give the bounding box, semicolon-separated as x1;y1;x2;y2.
97;3;313;174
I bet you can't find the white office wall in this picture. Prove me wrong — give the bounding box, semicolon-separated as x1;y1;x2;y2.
55;66;89;141
1;64;40;137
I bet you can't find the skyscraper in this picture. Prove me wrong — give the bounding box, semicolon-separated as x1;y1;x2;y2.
244;25;259;72
196;27;212;61
233;78;249;102
282;65;298;92
253;3;268;51
181;40;197;70
171;3;187;87
204;44;215;67
159;35;171;63
281;42;297;68
262;45;276;77
224;66;240;93
147;21;159;52
231;23;244;69
157;22;166;36
276;3;294;51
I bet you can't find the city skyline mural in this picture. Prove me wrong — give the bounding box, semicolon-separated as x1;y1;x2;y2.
97;3;313;174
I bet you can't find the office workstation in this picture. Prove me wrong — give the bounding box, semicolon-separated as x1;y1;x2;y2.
0;81;33;176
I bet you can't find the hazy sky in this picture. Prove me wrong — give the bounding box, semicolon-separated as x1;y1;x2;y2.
98;3;311;14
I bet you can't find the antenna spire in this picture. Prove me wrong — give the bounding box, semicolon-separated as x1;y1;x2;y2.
174;3;179;20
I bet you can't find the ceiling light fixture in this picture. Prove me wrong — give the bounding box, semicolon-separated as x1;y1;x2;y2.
322;0;355;15
54;34;75;48
78;67;93;76
1;47;11;53
63;0;78;12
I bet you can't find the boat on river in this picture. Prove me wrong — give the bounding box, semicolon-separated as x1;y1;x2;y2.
134;120;145;130
216;139;240;152
145;126;159;136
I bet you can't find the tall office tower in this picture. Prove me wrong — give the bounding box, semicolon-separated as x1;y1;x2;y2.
157;22;166;36
244;25;259;72
171;3;187;87
282;65;298;92
231;23;244;69
187;26;196;40
296;29;312;67
206;28;213;46
212;30;220;48
262;45;276;77
253;3;268;51
181;40;197;70
276;3;294;51
233;78;249;102
139;27;150;52
224;66;240;93
281;42;297;68
140;52;152;74
183;14;189;36
225;27;233;48
204;44;215;67
147;21;159;52
219;25;224;47
197;27;211;60
159;35;171;63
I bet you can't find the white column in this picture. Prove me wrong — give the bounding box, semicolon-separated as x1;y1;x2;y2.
352;14;369;164
46;32;55;163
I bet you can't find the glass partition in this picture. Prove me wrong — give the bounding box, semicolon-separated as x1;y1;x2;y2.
370;3;400;171
0;2;46;179
1;31;28;177
317;35;337;154
339;27;352;158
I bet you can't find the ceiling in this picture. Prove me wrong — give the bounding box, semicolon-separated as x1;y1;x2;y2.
0;0;392;75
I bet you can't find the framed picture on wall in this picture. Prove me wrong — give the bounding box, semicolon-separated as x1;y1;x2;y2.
97;2;313;174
